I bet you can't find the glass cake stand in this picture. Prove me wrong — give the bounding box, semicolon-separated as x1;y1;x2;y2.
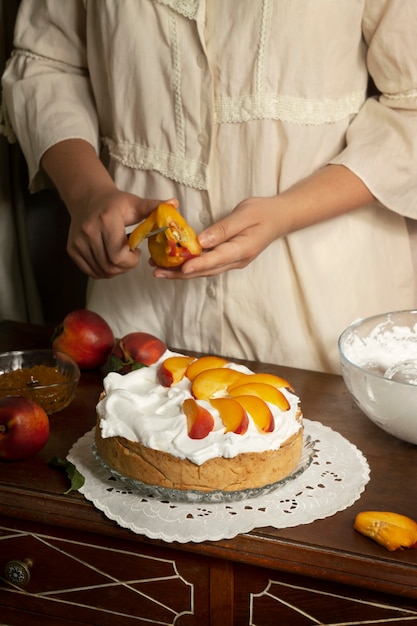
92;436;316;503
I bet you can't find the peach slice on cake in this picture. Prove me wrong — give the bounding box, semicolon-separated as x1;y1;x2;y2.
185;355;229;381
191;368;246;400
183;398;214;439
233;395;275;433
157;355;196;387
228;382;290;411
210;397;249;435
228;372;294;393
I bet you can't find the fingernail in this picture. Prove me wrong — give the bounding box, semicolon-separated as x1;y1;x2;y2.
198;233;212;248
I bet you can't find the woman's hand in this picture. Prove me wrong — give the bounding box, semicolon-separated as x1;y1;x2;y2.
153;164;375;280
66;188;161;279
41;139;374;282
41;139;168;279
153;196;282;279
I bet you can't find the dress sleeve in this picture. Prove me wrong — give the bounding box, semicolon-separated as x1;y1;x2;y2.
330;0;417;219
1;0;99;191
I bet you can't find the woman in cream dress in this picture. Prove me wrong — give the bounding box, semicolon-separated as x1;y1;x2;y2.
2;0;417;373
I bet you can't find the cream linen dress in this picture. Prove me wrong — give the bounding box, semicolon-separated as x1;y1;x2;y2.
2;0;417;373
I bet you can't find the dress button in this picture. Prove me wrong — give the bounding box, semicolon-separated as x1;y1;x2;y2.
198;132;209;147
196;53;206;68
206;284;216;299
199;209;211;226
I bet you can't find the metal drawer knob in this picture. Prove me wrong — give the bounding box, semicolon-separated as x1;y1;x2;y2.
4;559;33;587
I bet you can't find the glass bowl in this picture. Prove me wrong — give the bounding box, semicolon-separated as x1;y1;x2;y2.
93;436;316;503
0;349;80;414
338;310;417;444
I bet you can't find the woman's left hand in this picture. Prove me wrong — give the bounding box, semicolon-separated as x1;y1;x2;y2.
153;196;281;279
152;164;376;279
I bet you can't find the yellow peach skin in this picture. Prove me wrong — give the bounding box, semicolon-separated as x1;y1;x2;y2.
233;395;275;433
186;355;229;381
183;398;214;439
157;355;196;387
128;203;202;267
228;382;290;411
210;397;249;435
228;372;294;393
354;511;417;551
191;368;246;400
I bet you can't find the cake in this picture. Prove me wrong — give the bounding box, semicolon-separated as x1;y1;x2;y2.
95;351;303;493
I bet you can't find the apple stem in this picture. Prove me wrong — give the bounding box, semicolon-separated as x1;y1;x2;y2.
0;424;7;435
119;340;134;365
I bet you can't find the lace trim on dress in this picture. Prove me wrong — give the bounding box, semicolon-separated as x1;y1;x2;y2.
156;0;200;21
256;0;272;95
11;48;87;73
382;88;417;101
214;91;366;126
102;137;208;190
170;14;186;159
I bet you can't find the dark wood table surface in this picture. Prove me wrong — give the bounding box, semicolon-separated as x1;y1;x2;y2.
1;319;416;603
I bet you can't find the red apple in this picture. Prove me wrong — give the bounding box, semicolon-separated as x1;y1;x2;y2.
0;396;50;461
52;309;115;370
105;332;166;374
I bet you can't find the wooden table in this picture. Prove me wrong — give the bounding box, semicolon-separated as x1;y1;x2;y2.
0;320;416;625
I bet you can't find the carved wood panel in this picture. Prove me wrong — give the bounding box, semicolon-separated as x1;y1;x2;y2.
234;563;417;625
0;524;209;625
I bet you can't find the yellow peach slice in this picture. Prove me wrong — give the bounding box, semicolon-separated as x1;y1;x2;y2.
354;511;417;551
191;368;245;400
228;382;290;411
233;395;274;433
157;355;196;387
210;397;249;435
228;372;294;393
128;212;158;250
183;398;214;439
185;355;229;381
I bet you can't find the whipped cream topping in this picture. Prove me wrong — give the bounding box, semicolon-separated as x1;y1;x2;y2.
97;351;301;465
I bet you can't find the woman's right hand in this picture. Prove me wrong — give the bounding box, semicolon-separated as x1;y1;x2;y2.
41;139;162;279
66;187;160;279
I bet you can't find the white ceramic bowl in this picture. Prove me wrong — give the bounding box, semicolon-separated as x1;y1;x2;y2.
338;310;417;444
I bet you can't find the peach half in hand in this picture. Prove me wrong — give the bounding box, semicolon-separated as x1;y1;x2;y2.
185;355;229;381
183;398;214;440
233;395;274;433
128;202;202;268
228;382;290;411
210;397;249;435
157;355;196;387
191;368;246;400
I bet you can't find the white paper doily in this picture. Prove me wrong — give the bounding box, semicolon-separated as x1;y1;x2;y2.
67;420;370;543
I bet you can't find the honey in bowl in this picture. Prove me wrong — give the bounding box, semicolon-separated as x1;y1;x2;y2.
0;350;80;414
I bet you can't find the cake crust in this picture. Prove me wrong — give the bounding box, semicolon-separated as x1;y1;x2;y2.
95;420;303;492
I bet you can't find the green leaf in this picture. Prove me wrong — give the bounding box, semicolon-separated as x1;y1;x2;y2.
48;456;85;494
131;361;147;371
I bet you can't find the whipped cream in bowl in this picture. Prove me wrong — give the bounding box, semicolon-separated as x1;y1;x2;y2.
338;310;417;444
